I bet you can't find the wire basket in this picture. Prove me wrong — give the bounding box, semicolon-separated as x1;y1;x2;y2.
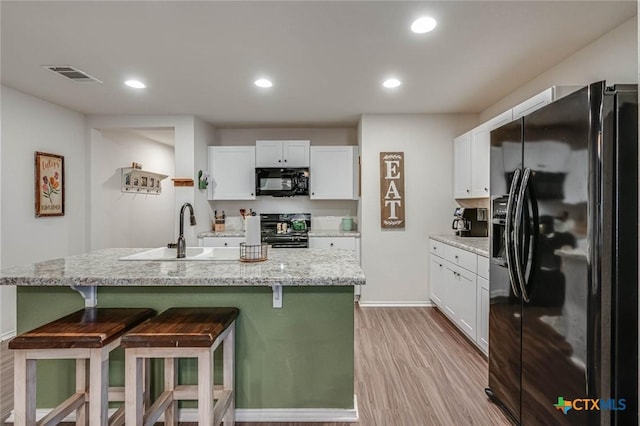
239;243;268;262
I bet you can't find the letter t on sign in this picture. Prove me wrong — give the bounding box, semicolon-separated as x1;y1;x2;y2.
380;152;405;229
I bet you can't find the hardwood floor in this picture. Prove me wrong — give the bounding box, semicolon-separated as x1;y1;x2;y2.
4;307;510;425
237;306;510;426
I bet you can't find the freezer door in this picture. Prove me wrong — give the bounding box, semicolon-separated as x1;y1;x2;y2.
520;85;591;425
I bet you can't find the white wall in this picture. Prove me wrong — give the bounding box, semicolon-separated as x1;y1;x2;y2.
1;86;87;336
89;129;175;249
193;118;216;235
480;16;638;122
216;128;356;146
87;115;204;246
359;114;477;304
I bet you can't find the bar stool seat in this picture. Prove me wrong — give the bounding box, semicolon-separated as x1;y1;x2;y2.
121;307;239;426
9;307;156;426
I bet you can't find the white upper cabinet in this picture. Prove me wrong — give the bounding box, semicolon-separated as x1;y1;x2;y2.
512;88;553;120
454;86;578;200
470;110;513;197
310;146;358;200
256;140;310;167
208;146;256;200
453;131;471;198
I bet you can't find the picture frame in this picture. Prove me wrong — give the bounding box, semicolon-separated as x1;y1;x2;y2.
35;151;64;217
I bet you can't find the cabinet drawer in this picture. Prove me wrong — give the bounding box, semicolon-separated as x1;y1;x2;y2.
477;255;489;280
201;237;245;248
444;244;477;273
429;239;445;257
309;237;356;250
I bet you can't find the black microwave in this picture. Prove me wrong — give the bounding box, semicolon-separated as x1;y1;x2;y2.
255;168;309;197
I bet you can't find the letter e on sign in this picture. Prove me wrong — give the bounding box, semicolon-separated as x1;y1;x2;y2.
380;152;405;228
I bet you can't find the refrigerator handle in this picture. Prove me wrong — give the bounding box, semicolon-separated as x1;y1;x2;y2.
514;167;531;303
505;168;521;298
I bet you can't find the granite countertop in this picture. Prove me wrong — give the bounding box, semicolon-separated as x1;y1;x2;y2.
198;231;361;238
198;231;245;238
429;235;489;258
0;248;365;287
308;231;361;238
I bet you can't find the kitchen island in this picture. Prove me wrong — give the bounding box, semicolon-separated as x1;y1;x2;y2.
1;248;364;420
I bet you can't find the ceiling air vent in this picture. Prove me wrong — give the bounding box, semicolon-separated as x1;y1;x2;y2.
43;65;103;84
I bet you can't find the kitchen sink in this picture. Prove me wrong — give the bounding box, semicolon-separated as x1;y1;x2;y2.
119;247;240;261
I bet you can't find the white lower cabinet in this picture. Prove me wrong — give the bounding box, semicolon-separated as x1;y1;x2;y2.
199;237;245;248
309;236;360;262
477;276;489;353
429;238;488;354
429;256;445;308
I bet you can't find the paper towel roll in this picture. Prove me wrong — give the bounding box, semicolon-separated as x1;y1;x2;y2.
245;216;261;246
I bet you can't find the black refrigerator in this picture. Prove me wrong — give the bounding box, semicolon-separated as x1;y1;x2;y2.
486;82;638;425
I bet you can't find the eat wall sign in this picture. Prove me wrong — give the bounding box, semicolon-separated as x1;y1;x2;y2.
380;152;405;229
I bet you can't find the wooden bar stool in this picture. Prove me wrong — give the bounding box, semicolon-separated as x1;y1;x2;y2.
9;307;156;426
121;307;239;426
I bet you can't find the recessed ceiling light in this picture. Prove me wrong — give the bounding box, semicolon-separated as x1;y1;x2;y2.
383;78;402;89
254;78;273;88
124;80;146;89
411;16;437;34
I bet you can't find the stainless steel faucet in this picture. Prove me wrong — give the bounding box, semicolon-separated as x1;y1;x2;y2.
177;202;196;258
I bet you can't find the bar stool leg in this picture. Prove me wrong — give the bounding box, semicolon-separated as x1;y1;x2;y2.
89;347;109;426
164;358;178;426
198;349;214;425
125;350;144;426
75;359;89;426
14;351;36;426
223;323;236;425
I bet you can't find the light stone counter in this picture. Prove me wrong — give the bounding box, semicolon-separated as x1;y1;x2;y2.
198;231;245;238
0;248;365;287
308;231;361;238
429;235;489;258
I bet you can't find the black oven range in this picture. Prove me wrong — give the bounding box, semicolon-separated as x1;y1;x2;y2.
260;213;311;248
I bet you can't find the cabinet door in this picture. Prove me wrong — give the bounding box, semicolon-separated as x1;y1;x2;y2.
429;255;445;309
310;146;356;199
477;276;489;354
443;264;459;321
255;140;283;167
453;132;471;198
209;146;256;200
283;140;310;167
455;265;477;341
471;110;513;198
201;237;245;247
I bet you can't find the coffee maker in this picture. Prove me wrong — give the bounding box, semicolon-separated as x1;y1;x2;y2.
452;207;488;237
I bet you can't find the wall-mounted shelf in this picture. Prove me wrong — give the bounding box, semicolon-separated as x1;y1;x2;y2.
172;178;194;187
121;168;168;194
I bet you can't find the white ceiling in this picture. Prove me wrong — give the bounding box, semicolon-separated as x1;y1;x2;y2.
1;1;636;127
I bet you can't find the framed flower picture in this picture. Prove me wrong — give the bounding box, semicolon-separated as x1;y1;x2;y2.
35;152;64;217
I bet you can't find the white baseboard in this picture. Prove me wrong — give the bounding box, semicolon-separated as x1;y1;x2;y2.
359;301;434;308
6;395;359;423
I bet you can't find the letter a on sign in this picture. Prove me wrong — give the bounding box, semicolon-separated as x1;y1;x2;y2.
380;152;405;228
